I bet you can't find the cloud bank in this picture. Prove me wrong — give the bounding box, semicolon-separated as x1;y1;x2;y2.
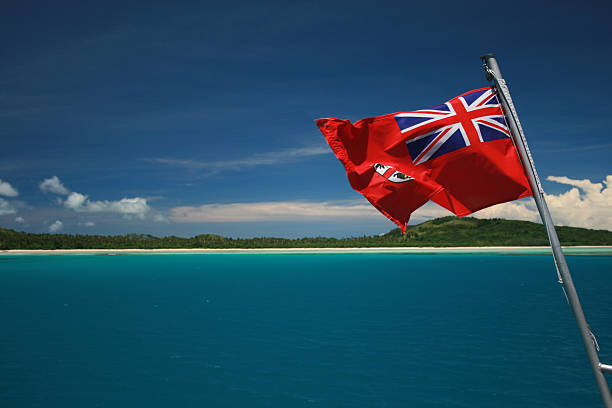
170;200;380;223
473;175;612;230
169;175;611;231
0;179;18;197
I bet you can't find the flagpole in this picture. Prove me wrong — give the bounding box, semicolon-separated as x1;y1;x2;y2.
480;53;612;408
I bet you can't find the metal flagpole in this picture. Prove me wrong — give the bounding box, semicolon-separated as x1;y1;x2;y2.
480;53;612;408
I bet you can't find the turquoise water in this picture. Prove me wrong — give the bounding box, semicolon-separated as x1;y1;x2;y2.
0;253;611;407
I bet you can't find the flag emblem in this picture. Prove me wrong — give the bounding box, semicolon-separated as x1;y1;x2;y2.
394;88;510;165
373;163;414;183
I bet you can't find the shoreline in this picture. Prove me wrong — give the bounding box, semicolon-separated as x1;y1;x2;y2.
2;246;611;255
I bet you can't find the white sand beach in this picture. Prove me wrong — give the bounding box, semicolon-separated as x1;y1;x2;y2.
2;246;611;255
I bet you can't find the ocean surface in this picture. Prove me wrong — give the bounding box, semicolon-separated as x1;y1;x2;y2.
1;253;611;407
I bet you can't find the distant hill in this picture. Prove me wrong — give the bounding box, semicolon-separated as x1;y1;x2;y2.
0;217;611;250
387;217;612;246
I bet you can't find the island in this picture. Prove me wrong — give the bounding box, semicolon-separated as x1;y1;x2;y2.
1;217;611;250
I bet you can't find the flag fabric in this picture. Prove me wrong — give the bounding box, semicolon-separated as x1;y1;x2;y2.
317;87;532;232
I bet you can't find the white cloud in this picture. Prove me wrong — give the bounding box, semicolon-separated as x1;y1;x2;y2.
548;143;612;153
473;175;612;230
0;179;18;197
40;176;69;195
0;198;17;215
543;175;611;230
83;221;95;227
64;192;151;219
87;198;150;219
170;200;380;223
15;216;25;223
49;220;63;232
64;192;88;209
147;146;332;173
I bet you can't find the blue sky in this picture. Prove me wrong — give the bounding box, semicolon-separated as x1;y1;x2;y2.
1;0;611;237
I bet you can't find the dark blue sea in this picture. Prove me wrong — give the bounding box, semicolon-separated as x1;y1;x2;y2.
1;253;611;407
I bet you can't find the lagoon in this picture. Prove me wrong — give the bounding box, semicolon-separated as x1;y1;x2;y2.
1;253;611;407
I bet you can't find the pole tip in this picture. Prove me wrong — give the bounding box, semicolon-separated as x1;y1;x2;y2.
480;53;496;61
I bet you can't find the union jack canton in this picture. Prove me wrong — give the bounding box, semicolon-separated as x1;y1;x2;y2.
394;88;511;165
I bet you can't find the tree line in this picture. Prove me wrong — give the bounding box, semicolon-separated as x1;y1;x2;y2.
1;217;610;250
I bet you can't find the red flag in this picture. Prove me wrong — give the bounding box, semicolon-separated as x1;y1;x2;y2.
317;87;532;232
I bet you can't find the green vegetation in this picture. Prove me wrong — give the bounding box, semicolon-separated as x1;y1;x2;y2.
1;217;611;250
